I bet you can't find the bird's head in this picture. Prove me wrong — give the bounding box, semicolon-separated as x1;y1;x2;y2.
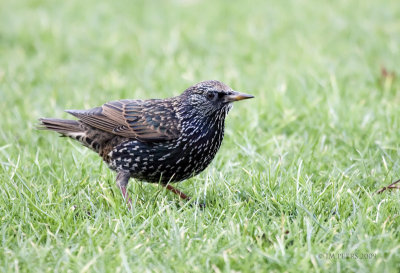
181;80;254;117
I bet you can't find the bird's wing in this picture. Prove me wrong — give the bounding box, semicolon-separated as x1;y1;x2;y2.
66;99;181;141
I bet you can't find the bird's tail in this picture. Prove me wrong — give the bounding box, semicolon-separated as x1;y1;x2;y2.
39;118;102;152
39;118;82;136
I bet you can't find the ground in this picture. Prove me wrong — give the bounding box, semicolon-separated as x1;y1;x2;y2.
0;0;399;272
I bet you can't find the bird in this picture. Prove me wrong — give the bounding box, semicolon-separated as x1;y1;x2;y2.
39;80;254;207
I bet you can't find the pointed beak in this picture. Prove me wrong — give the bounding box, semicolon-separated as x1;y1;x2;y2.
224;91;255;102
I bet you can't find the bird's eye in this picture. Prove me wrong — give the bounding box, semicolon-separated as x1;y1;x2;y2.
206;92;216;101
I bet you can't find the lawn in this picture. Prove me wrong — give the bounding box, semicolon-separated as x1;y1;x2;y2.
1;0;400;272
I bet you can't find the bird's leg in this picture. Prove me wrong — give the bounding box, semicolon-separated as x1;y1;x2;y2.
163;184;205;208
163;184;190;200
116;171;132;208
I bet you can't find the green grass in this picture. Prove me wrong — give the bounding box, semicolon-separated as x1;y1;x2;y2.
1;0;400;272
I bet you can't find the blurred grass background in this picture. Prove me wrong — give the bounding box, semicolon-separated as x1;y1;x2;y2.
0;0;400;272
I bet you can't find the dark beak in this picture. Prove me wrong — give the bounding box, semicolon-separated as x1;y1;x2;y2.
224;91;254;102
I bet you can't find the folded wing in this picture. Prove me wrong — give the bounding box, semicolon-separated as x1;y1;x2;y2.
66;99;181;141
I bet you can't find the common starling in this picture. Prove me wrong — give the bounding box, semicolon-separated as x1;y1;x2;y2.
39;80;254;206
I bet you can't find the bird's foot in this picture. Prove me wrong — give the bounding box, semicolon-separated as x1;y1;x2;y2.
116;171;132;209
119;185;133;209
191;201;206;209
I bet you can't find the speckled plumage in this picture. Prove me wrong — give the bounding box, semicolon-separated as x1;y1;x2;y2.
40;80;253;205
